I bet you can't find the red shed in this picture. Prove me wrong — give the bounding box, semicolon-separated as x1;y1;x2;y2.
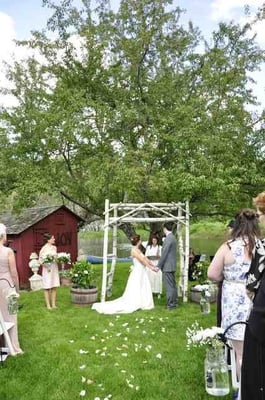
0;205;84;289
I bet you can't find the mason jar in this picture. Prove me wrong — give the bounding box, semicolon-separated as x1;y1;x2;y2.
205;346;230;396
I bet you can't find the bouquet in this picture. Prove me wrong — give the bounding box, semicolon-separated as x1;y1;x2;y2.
186;321;224;350
40;254;55;264
57;252;71;264
40;254;55;272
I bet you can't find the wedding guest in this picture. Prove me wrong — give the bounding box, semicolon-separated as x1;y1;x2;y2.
188;247;196;281
157;222;177;310
145;234;163;298
92;234;158;314
0;223;23;355
216;220;236;327
208;209;259;388
39;233;60;310
241;192;265;400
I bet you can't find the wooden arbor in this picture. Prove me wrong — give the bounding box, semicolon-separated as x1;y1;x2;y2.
101;200;190;302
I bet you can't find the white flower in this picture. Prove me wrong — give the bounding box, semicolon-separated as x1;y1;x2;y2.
57;252;71;263
186;321;224;350
79;349;88;354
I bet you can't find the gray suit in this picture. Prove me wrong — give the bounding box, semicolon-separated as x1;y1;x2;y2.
157;232;177;309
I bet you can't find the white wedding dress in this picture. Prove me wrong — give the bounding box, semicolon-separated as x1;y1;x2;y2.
92;257;154;314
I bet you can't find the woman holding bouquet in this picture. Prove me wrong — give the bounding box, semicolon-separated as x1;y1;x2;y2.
39;233;60;309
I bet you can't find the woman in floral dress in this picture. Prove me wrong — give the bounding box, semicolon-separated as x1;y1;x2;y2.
208;209;259;385
39;233;60;309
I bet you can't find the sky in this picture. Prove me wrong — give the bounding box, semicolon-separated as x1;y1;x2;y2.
0;0;265;108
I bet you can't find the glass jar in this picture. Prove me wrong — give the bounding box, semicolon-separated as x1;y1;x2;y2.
204;347;230;396
7;294;19;315
200;293;211;314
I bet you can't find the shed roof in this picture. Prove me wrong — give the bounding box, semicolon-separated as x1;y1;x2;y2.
0;205;84;235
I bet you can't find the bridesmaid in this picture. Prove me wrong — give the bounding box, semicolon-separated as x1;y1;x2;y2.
39;233;60;309
0;223;23;355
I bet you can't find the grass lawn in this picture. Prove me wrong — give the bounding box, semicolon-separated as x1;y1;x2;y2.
1;263;232;400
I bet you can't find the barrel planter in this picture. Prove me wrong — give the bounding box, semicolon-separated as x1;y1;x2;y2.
190;285;217;303
70;287;98;306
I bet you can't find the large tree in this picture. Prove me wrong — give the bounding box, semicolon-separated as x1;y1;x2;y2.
1;0;265;221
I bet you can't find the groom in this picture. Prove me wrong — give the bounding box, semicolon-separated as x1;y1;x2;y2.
157;221;177;310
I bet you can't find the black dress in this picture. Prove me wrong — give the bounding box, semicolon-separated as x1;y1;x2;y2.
241;239;265;400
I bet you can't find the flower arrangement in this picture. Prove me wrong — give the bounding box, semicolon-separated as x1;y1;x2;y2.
40;254;55;265
69;260;96;289
59;269;72;279
192;261;209;284
57;252;71;264
186;321;224;350
193;283;212;298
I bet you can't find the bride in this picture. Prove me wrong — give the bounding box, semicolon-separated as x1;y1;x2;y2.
92;234;158;314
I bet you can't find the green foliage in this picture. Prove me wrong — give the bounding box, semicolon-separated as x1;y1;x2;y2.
191;261;210;284
1;0;265;220
70;259;96;288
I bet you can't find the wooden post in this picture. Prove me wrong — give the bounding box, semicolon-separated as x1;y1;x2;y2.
101;199;110;302
107;205;118;297
183;200;190;302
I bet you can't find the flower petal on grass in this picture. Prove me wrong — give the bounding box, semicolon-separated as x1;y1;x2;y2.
79;365;86;369
79;390;86;396
121;353;128;357
156;353;162;359
122;323;129;327
69;340;74;343
81;376;86;383
79;349;89;354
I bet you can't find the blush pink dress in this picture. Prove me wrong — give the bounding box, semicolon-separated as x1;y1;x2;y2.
39;244;60;289
0;245;23;354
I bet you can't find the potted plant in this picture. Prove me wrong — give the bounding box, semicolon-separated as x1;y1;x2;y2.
57;252;72;286
59;269;72;286
69;260;98;306
190;261;217;303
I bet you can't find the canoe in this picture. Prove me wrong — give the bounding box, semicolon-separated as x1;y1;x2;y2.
86;255;132;264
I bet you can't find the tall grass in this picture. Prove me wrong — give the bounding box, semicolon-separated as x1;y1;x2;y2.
1;264;232;400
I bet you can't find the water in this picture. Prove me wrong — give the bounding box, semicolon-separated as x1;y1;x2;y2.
200;297;211;314
205;348;230;397
78;236;223;259
206;387;230;396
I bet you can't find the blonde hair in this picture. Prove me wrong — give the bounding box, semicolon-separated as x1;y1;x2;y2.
253;192;265;214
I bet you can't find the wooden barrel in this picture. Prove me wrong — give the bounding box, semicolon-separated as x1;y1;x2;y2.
190;285;217;303
70;287;98;306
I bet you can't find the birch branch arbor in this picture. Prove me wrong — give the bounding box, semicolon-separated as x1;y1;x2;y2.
101;200;190;303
